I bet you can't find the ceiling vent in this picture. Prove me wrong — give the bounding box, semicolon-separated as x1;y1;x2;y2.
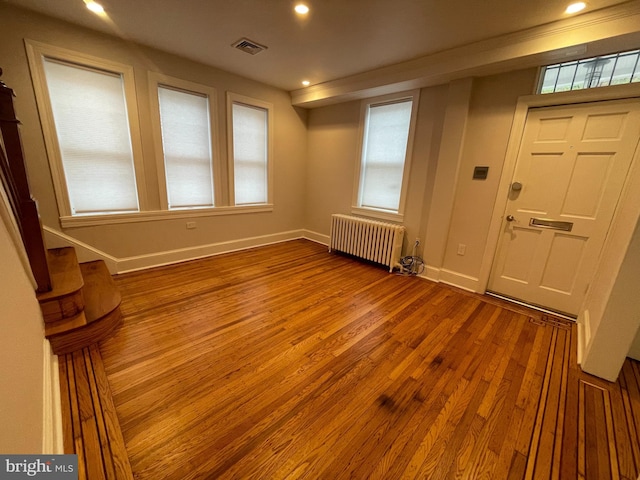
232;38;268;55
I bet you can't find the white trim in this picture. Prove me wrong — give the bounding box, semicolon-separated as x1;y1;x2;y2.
439;269;480;293
59;204;274;228
303;229;330;246
226;92;274;206
577;309;590;365
44;226;317;274
352;90;420;219
422;265;441;283
350;207;404;223
116;230;304;273
148;72;222;209
43;225;119;272
42;340;63;454
290;2;640;107
478;82;640;295
419;266;480;292
24;39;148;216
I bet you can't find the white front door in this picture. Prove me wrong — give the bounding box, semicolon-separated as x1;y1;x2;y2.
488;99;640;316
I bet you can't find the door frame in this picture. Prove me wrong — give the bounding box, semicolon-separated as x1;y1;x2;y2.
478;82;640;300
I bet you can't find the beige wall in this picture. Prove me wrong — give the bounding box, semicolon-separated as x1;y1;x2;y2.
0;206;46;453
305;69;537;275
441;69;537;281
305;84;449;253
0;3;308;258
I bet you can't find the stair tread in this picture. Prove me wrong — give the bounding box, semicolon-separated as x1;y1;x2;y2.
79;260;121;323
45;311;87;337
46;260;123;354
37;247;84;302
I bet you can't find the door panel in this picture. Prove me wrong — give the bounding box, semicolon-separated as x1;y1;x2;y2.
561;153;613;218
539;233;587;294
500;227;541;283
489;99;640;316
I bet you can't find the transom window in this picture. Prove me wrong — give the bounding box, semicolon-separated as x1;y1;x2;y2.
539;49;640;94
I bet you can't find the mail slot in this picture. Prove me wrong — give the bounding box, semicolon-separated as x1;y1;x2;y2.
529;218;573;232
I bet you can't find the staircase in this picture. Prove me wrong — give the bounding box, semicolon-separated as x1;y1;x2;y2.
38;248;123;355
1;69;123;355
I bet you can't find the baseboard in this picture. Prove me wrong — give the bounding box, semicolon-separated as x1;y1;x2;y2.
577;309;591;365
44;226;328;274
439;269;480;293
419;265;481;292
423;265;441;283
43;226;119;273
117;230;307;273
42;340;63;454
303;229;329;246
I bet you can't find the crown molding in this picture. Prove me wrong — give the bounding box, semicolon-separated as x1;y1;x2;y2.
291;1;640;108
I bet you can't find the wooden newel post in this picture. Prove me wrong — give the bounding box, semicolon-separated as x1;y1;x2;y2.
0;67;52;292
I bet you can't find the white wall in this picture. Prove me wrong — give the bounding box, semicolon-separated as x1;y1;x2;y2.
0;205;47;453
581;217;640;380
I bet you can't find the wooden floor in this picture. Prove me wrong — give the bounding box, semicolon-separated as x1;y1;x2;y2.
58;345;133;479
98;239;640;479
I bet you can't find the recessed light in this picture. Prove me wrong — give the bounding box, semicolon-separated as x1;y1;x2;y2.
565;2;586;14
86;1;105;14
294;4;309;14
302;80;310;86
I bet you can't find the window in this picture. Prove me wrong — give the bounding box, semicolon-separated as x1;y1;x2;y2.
149;74;218;210
539;49;640;94
26;41;146;217
353;91;420;221
227;93;273;206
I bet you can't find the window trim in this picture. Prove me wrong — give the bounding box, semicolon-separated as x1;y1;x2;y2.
351;90;420;222
148;72;221;210
25;39;148;217
58;204;273;228
226;92;274;206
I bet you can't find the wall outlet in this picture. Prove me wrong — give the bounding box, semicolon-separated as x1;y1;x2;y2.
186;221;196;229
457;243;466;255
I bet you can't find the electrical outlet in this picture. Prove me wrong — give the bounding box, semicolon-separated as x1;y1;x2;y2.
457;243;466;255
186;221;196;229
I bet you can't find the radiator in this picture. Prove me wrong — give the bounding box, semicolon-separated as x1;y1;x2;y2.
329;214;405;272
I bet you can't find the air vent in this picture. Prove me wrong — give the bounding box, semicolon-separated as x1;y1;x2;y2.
232;38;268;55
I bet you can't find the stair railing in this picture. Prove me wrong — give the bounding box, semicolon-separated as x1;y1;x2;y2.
0;67;52;292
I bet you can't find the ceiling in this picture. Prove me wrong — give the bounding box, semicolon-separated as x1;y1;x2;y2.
3;0;637;92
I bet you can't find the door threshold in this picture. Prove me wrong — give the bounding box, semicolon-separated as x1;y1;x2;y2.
485;292;577;322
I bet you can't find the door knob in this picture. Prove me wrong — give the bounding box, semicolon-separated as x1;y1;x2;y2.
506;215;515;222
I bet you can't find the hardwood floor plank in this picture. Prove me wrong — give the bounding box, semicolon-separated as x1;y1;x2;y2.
92;239;640;479
58;354;74;454
72;350;106;480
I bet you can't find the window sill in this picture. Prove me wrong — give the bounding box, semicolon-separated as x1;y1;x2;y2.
351;206;404;223
60;204;274;228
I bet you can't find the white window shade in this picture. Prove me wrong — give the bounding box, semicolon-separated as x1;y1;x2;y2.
232;103;268;205
43;59;139;215
359;100;412;212
158;86;214;209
